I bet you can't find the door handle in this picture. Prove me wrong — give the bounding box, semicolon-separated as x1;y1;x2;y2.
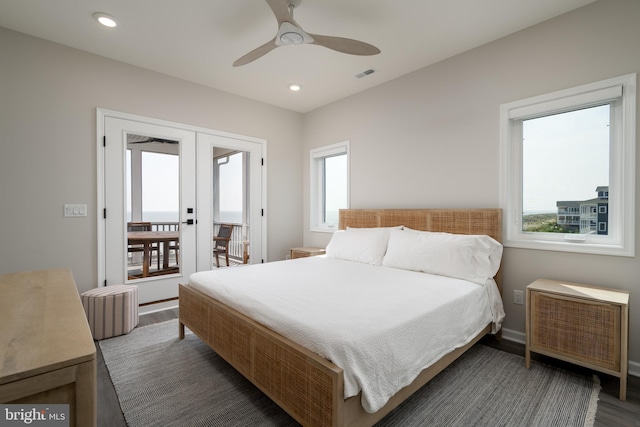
181;219;195;225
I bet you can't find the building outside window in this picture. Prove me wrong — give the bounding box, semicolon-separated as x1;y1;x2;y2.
557;186;609;235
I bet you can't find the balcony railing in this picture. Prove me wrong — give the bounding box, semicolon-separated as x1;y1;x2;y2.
557;215;580;225
128;222;248;275
155;221;247;263
151;222;179;231
213;222;248;263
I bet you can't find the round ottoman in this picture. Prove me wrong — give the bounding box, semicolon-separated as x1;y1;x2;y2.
81;284;139;340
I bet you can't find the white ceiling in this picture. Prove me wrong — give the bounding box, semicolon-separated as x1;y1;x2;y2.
0;0;595;113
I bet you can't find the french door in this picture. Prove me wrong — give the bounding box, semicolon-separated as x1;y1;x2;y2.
98;110;266;307
102;116;197;305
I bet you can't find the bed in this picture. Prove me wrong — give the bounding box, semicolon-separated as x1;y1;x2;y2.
179;208;504;427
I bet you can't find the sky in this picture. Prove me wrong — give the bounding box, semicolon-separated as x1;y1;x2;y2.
127;150;244;215
141;152;179;212
217;152;243;212
324;154;348;225
522;104;610;213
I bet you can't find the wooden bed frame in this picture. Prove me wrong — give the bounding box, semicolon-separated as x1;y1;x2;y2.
179;208;502;427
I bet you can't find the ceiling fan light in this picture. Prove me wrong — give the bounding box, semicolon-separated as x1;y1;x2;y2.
93;12;118;28
289;84;301;91
280;32;304;45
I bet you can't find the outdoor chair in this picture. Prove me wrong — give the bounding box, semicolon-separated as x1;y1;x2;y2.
213;224;234;267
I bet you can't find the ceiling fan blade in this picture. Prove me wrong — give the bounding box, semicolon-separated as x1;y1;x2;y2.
309;34;380;56
266;0;295;26
233;38;278;67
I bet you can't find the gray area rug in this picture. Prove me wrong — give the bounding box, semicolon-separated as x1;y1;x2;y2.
100;319;600;427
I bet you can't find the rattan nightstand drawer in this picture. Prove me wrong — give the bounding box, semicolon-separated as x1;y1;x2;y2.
529;291;620;370
525;279;629;401
290;247;326;259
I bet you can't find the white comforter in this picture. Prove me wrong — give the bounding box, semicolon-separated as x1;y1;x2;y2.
188;256;504;413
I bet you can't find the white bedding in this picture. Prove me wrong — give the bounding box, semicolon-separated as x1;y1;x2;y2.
188;255;504;413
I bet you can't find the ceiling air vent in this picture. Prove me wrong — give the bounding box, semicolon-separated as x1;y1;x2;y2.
355;68;376;79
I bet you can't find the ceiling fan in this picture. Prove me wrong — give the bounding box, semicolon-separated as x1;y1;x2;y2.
233;0;380;67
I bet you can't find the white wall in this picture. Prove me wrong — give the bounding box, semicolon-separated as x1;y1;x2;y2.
302;0;640;368
1;0;638;370
0;27;304;293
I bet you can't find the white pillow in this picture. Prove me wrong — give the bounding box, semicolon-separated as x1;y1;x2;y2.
382;229;503;284
325;228;392;266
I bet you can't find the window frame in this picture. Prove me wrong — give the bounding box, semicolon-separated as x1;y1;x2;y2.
310;141;350;233
500;74;636;257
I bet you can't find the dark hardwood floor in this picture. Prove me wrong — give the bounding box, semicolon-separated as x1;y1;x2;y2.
97;309;640;426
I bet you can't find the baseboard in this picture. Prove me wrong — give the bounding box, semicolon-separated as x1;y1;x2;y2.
139;299;179;315
501;327;526;345
500;327;639;377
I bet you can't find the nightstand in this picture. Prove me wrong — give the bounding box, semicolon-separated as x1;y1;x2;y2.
290;247;326;259
525;278;629;400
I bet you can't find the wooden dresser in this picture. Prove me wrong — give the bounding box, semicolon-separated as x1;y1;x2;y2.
0;268;97;426
525;278;629;400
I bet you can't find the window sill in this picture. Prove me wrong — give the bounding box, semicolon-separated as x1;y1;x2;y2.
504;237;634;257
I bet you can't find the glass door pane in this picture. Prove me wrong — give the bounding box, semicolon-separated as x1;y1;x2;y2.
217;152;243;224
213;151;245;268
126;135;180;280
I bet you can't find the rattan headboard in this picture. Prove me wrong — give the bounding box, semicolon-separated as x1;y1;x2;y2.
339;209;502;242
338;208;503;292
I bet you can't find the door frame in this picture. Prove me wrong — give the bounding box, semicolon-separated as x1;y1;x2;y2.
97;108;267;297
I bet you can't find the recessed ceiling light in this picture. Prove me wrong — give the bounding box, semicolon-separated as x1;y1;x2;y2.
289;84;301;92
93;12;118;28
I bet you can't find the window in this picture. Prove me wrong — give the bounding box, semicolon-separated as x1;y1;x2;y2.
310;141;349;232
500;74;636;256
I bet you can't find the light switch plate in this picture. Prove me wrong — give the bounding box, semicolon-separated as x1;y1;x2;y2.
64;204;87;217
